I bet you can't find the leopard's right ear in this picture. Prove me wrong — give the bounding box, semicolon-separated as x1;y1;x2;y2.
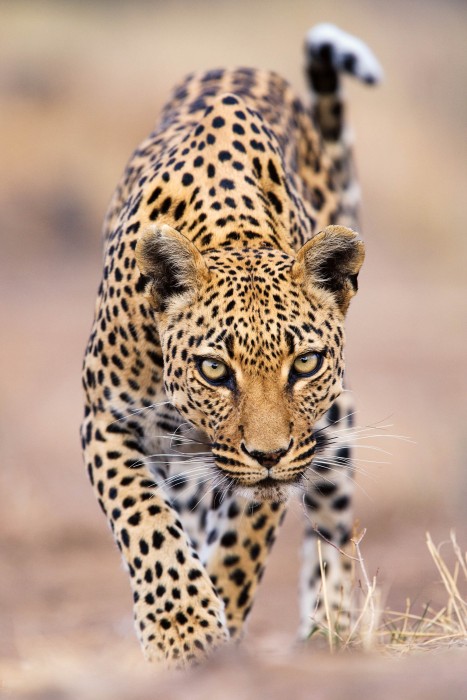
135;224;210;312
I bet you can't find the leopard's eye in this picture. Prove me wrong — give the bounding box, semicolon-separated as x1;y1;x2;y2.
198;358;229;383
292;352;323;377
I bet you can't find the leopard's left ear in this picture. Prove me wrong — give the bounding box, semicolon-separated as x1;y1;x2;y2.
292;225;365;315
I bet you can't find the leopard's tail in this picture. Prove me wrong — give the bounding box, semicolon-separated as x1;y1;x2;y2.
304;24;382;227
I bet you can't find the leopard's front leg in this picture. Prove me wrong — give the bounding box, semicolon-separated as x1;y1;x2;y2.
299;393;356;641
201;496;287;639
81;409;229;668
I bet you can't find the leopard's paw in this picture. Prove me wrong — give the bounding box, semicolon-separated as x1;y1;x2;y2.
138;594;229;669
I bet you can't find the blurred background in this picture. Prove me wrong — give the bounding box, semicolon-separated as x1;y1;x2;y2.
1;0;466;697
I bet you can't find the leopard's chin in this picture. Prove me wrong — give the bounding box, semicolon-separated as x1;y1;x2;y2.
233;475;303;503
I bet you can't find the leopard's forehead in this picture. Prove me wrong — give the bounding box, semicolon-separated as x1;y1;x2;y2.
184;247;341;371
204;246;292;289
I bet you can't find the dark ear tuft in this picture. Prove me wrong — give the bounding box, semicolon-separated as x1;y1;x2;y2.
135;224;209;312
292;225;365;314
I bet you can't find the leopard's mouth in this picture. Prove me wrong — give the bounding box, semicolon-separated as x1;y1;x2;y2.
226;471;305;503
210;453;306;501
255;474;303;488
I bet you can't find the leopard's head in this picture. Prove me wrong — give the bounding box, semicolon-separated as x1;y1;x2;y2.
136;223;364;501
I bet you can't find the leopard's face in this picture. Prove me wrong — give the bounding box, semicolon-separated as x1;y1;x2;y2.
137;224;364;502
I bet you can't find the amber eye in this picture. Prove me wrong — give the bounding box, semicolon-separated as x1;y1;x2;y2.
292;352;323;377
198;358;230;383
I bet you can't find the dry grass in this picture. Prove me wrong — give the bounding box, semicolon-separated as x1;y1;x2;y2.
312;531;467;655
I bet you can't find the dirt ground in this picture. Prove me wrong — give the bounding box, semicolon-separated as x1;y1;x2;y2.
1;1;466;698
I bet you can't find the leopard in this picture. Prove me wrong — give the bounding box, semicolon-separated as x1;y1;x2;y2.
81;23;382;668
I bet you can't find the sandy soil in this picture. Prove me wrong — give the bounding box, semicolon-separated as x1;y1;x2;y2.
1;1;466;698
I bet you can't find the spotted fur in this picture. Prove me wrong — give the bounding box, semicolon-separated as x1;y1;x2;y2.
82;24;380;667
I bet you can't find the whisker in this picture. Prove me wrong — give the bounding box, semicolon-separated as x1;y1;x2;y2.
158;466;215;481
171;422;212;447
327;444;394;457
150;435;205;444
305;467;338;488
310;459;375;480
305;464;372;499
191;474;229;512
220;479;234;505
313;410;358;436
324;426;413;444
138;450;212;459
349;433;414;444
154;467;216;491
132;454;213;468
317;454;389;466
109;401;174;424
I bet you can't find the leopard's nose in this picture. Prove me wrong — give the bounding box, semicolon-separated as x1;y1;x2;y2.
241;442;291;467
